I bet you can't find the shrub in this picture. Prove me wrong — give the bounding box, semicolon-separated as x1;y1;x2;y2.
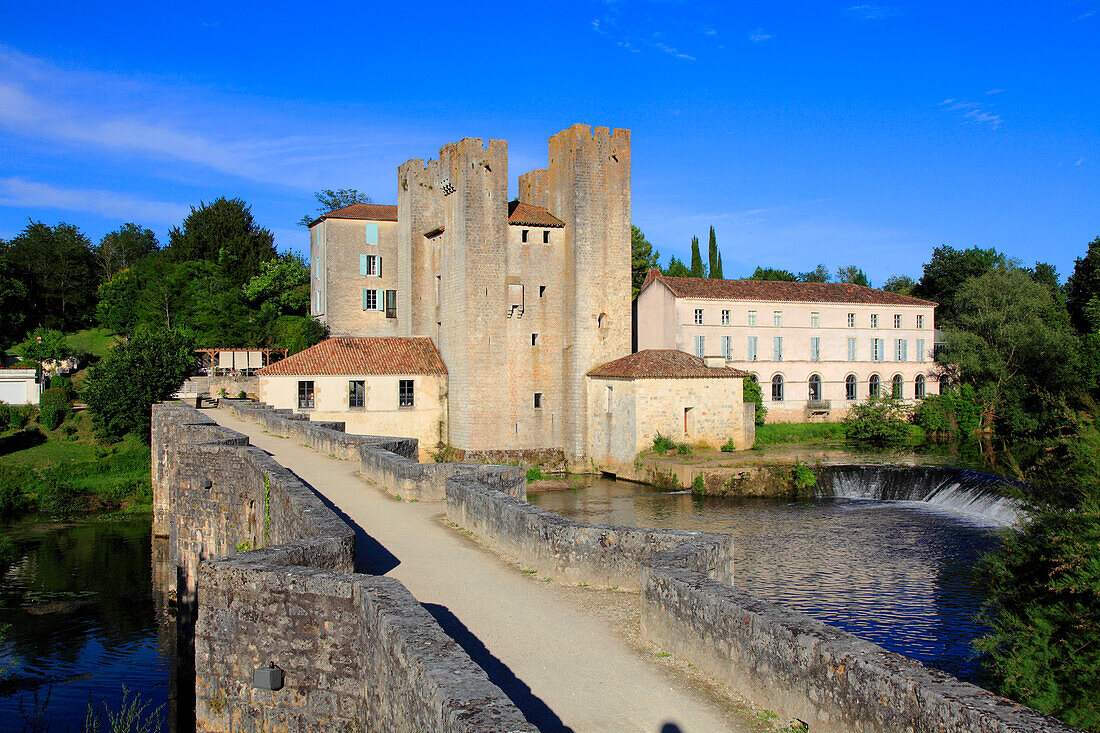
790;462;817;491
49;375;74;399
38;387;73;430
743;377;767;426
843;394;911;445
912;384;982;437
526;467;543;483
675;441;692;456
237;390;247;399
691;474;705;494
12;404;36;429
34;470;86;516
652;431;675;453
0;478;29;518
721;437;736;452
0;402;9;431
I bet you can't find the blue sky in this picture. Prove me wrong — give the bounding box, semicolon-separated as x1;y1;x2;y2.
0;1;1097;285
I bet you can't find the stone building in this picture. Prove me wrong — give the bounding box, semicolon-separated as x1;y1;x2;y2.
635;270;939;422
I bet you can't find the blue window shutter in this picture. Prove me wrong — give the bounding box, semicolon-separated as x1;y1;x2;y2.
377;256;382;277
360;254;367;276
362;289;368;310
364;222;378;245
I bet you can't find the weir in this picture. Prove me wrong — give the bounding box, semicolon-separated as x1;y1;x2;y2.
157;400;1077;732
816;465;1026;525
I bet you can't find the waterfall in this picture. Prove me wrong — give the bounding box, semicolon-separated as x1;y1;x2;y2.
816;466;1025;526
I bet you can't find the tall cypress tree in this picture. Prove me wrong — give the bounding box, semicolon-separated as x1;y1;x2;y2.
708;226;723;279
690;236;705;278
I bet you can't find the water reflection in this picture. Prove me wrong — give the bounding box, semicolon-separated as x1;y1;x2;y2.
530;478;1004;684
0;518;171;730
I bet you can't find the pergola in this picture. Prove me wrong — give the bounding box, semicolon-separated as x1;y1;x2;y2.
195;348;288;375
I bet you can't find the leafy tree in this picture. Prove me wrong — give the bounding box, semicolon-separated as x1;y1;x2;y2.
911;384;982;437
842;393;911;445
16;328;72;365
748;267;797;282
836;265;871;287
631;225;660;295
243;253;310;315
798;265;831;283
167;198;276;285
5;221;99;330
1066;236;1100;334
690;236;706;278
940;265;1080;435
882;275;916;295
265;315;327;354
914;245;1006;325
83;327;196;441
298;189;372;227
95;223;159;280
0;247;29;349
664;256;692;277
707;226;723;279
743;377;767;425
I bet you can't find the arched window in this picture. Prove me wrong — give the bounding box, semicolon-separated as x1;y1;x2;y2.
892;374;904;398
915;374;926;399
808;374;822;402
869;374;881;397
845;374;857;401
749;373;759;384
771;374;784;402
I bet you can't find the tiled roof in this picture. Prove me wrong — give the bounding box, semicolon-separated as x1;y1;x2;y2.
641;270;937;307
587;350;750;379
507;200;565;228
257;337;447;376
312;203;398;226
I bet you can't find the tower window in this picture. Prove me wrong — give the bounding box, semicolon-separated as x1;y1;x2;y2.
543;230;550;243
532;333;539;345
521;229;529;243
534;392;543;409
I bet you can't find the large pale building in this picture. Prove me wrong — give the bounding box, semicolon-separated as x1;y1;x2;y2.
635;271;939;422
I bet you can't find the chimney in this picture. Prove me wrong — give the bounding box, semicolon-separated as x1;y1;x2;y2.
703;355;726;369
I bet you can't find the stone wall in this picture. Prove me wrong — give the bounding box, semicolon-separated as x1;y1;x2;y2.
156;403;534;732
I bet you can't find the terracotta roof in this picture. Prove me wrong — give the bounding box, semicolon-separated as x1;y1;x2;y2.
641;270;937;307
508;200;565;228
257;337;447;376
312;203;398;226
587;350;750;379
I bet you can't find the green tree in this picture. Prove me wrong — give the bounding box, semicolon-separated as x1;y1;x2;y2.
94;223;159;280
664;256;692;277
265;315;327;354
0;246;29;349
83;327;196;441
1066;236;1100;334
914;245;1006;325
167;198;276;285
298;189;372;227
5;221;100;330
940;265;1080;435
842;393;911;445
707;226;722;279
631;225;661;295
798;265;831;283
243;253;310;315
743;377;767;425
748;267;797;282
836;265;871;287
16;328;73;365
882;275;916;295
689;236;706;278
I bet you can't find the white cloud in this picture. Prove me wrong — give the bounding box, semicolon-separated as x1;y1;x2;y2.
748;28;772;42
1075;157;1085;167
1073;10;1096;21
986;88;1004;95
847;4;900;20
0;178;191;223
938;98;1002;129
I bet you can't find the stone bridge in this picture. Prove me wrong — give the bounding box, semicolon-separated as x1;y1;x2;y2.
153;400;1078;732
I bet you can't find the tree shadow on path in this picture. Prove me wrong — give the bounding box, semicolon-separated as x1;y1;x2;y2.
422;603;573;733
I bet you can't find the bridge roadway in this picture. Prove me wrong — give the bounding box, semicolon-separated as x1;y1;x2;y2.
210;408;758;732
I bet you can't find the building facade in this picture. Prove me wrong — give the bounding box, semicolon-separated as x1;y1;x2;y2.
635;271;939;422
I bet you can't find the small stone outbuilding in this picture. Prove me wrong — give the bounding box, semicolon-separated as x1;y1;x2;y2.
585;350;754;476
0;368;40;405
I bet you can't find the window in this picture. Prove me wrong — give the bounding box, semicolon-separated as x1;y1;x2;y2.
748;310;757;327
871;314;879;328
362;288;382;311
811;311;820;328
721;309;730;326
917;338;926;362
542;230;550;244
398;379;414;408
872;338;884;362
895;339;907;362
534;392;543;409
539;285;546;298
694;335;706;358
894;314;902;329
349;380;365;408
845;374;857;401
869;374;881;397
606;385;613;413
847;312;855;328
521;229;529;243
771;374;784;402
360;254;380;276
532;333;539;346
917;314;924;329
847;337;858;362
810;337;820;362
809;374;822;401
297;381;314;409
747;336;758;362
694;308;703;325
385;290;397;319
722;335;732;360
892;374;904;398
773;310;783;327
915;374;926;399
773;336;783;361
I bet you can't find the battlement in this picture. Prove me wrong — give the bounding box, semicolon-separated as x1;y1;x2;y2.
518;169;550;208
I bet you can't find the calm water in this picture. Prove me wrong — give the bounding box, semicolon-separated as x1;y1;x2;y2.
530;478;1005;684
0;518;171;731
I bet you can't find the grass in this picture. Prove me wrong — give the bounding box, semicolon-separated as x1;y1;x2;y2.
753;422;847;448
66;327;119;359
